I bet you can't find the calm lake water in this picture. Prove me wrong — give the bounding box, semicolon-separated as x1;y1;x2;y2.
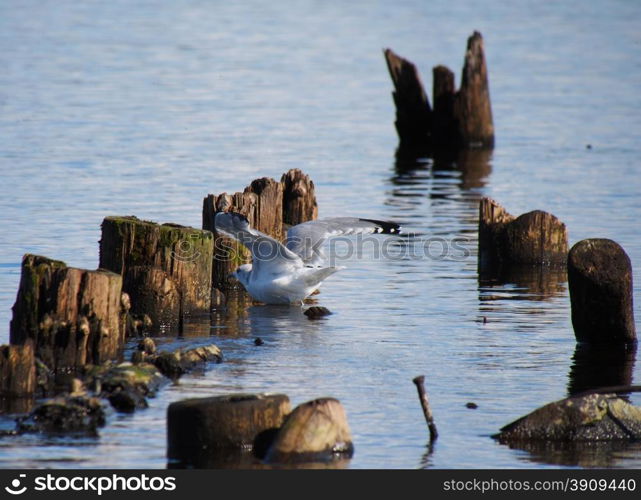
1;0;641;469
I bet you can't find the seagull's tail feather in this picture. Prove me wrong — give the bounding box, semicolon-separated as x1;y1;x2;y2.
302;266;345;287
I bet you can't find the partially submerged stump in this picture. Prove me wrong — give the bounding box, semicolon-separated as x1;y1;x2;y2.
495;393;641;442
99;216;214;334
384;31;494;153
265;397;354;464
167;393;291;467
478;198;568;267
203;170;317;291
0;341;36;397
567;239;636;344
10;254;125;372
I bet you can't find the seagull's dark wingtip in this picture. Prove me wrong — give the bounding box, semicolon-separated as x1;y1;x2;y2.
359;218;402;234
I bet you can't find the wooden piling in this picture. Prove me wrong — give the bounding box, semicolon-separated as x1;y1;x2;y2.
454;31;494;148
383;48;432;152
265;397;354;464
10;254;124;372
99;216;214;334
567;239;636;344
203;170;317;291
281;168;318;227
0;341;36;397
478;198;568;267
385;31;494;152
167;393;291;466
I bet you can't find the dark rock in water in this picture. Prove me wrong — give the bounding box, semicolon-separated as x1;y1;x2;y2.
152;344;222;379
254;338;264;346
495;393;641;442
16;396;105;435
138;337;156;355
304;306;332;320
466;402;478;409
108;389;148;413
85;362;166;399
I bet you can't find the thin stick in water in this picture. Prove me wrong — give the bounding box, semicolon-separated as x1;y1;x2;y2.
412;375;438;442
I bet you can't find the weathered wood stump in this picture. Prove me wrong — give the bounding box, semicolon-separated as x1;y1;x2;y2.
99;216;214;334
265;397;354;464
495;393;641;442
10;254;125;372
384;48;432;152
281;168;318;227
203;170;317;291
568;239;636;344
167;393;291;467
385;31;494;153
454;31;494;148
478;198;568;267
0;341;36;397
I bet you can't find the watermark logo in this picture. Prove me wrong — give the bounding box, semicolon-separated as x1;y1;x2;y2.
170;234;202;263
5;474;27;495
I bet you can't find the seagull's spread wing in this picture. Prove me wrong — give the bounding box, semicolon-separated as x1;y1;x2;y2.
214;212;302;276
285;217;401;266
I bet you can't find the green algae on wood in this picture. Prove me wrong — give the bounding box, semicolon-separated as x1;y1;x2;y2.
99;216;214;334
10;254;125;372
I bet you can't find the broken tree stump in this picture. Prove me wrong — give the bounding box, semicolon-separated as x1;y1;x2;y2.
384;48;432;152
167;393;291;467
99;216;214;334
567;239;636;344
203;170;317;291
0;341;36;397
265;397;354;464
385;31;494;153
281;168;318;227
10;254;125;372
478;198;568;267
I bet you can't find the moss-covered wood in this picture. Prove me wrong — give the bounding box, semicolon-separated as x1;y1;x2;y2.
10;254;124;372
478;197;568;267
99;216;213;334
495;393;641;442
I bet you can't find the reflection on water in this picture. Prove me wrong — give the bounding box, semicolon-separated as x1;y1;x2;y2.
567;343;637;397
507;440;641;468
479;265;567;302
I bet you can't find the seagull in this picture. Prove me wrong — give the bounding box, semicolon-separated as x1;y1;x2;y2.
214;211;401;304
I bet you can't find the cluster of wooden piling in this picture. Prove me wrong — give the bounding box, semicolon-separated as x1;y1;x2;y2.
479;197;639;444
203;168;317;291
384;31;494;154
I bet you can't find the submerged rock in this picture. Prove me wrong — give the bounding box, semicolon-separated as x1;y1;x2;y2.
83;361;167;413
495;393;641;442
304;306;332;320
152;344;222;379
16;396;106;435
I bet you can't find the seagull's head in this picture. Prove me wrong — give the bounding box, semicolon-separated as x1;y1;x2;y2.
230;263;252;288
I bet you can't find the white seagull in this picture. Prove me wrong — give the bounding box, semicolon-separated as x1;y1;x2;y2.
214;211;401;304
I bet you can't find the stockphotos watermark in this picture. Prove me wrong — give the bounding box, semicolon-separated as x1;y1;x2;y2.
3;473;176;496
207;233;472;265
